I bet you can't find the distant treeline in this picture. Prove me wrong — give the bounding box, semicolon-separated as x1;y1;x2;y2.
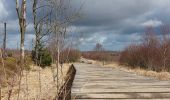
82;51;120;62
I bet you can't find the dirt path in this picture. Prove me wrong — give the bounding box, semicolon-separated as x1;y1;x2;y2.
72;63;170;100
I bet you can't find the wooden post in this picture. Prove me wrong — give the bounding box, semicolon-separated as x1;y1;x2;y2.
3;22;6;58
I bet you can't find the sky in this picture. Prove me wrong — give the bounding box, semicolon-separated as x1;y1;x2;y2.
0;0;170;51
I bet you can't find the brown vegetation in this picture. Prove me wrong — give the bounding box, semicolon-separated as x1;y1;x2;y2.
82;51;119;62
60;48;81;63
82;43;120;63
119;26;170;72
82;50;120;64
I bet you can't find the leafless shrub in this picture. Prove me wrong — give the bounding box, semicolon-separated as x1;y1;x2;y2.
120;26;170;72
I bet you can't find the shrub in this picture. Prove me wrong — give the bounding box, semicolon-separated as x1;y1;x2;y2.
32;49;52;67
40;49;52;67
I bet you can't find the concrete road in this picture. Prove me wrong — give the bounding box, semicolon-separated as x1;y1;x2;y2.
71;63;170;100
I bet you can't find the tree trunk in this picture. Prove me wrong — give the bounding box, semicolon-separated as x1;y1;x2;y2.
16;0;26;99
21;0;26;64
56;33;60;96
33;0;39;65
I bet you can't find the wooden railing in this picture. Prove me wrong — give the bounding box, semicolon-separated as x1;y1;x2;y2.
56;64;76;100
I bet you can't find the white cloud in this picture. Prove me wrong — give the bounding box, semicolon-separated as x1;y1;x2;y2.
80;32;107;45
140;19;163;27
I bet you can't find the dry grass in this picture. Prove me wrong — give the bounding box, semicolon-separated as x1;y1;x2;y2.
1;64;70;100
105;62;170;81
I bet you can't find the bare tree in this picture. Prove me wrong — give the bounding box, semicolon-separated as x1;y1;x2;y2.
161;25;170;71
16;0;26;64
94;43;106;65
47;0;81;96
94;43;104;52
143;26;160;70
50;26;66;94
16;0;27;99
32;0;52;65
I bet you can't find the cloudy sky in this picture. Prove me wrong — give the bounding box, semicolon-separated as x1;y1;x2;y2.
0;0;170;51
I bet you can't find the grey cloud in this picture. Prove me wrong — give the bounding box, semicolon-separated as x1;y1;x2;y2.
2;0;170;51
69;0;170;50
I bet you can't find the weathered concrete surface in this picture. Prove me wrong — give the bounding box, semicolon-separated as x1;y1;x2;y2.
71;63;170;100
